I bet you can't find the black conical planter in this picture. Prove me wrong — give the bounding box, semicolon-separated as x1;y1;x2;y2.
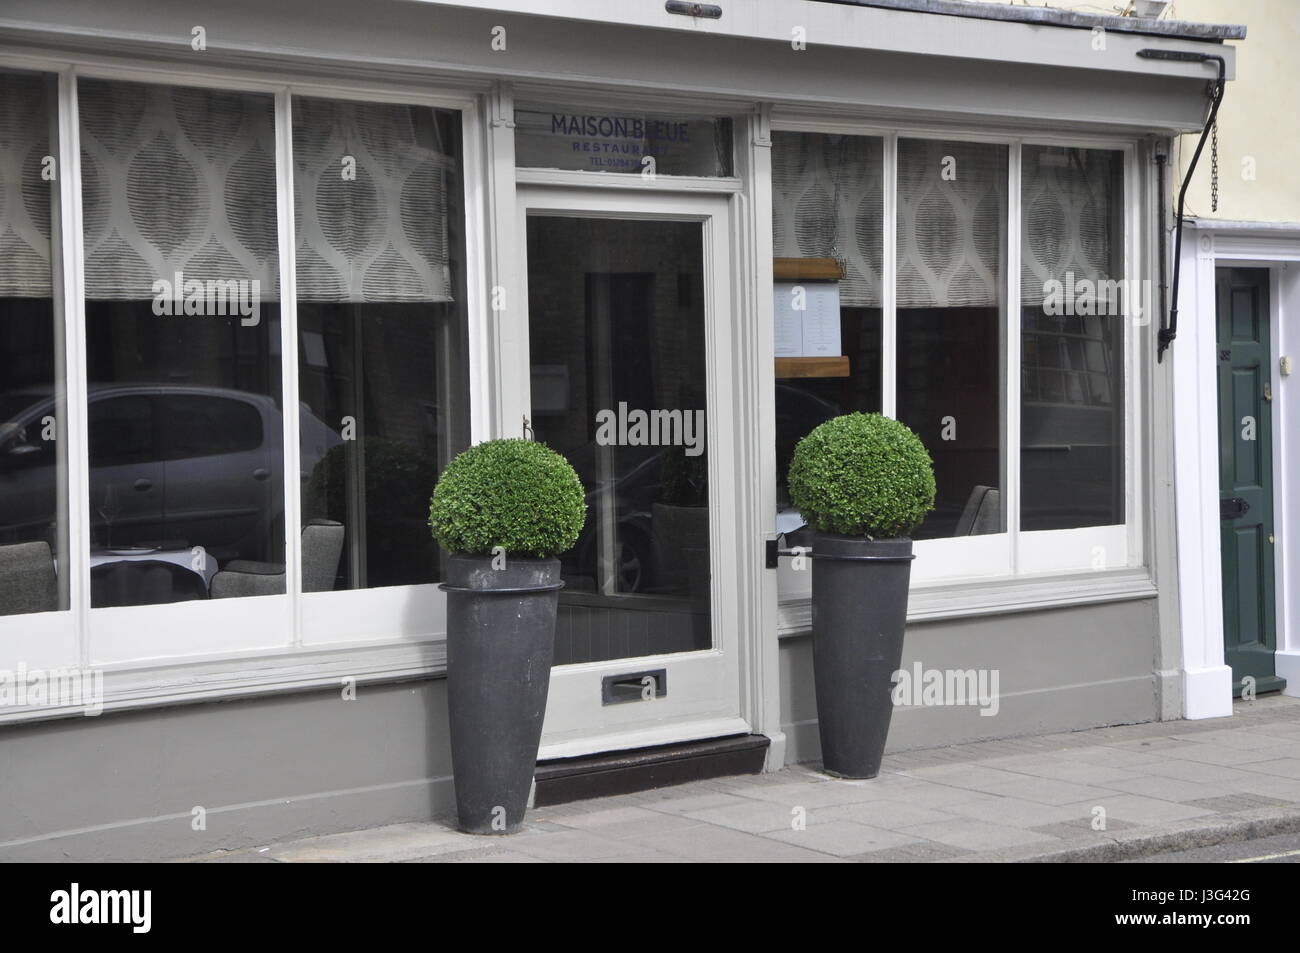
811;533;914;779
441;555;563;834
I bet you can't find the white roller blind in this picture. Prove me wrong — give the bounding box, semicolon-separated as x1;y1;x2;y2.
75;81;456;304
0;71;55;298
78;79;280;300
771;132;883;308
1021;146;1121;307
772;135;1010;310
896;139;1006;309
292;98;455;303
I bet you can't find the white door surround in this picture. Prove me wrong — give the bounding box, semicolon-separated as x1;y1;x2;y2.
504;184;770;761
1174;222;1300;718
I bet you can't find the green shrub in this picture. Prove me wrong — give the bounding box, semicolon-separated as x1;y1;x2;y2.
429;438;586;557
787;413;935;538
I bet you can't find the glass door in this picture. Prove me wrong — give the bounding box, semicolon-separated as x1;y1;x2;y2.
514;187;748;758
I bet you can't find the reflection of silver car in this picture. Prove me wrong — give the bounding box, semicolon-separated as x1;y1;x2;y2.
0;384;341;563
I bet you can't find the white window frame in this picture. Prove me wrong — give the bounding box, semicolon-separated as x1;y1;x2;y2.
0;50;490;718
766;116;1148;630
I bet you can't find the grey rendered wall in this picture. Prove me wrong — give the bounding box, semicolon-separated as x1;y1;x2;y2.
0;680;455;862
780;597;1160;765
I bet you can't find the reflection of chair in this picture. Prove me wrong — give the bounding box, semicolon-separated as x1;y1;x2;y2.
91;559;208;607
0;541;58;616
210;519;344;598
955;486;1001;536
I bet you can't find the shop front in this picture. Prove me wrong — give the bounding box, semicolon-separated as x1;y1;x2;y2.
0;0;1241;859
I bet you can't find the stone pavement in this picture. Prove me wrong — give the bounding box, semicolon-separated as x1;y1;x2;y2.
189;694;1300;863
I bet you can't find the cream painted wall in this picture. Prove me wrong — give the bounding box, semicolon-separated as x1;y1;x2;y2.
1171;0;1300;224
970;0;1298;224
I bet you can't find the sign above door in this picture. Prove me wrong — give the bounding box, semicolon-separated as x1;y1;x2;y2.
514;104;733;176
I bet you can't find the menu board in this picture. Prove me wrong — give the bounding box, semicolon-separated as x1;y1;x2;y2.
773;282;841;358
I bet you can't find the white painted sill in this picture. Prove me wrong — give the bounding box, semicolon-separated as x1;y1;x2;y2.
0;639;445;727
1;568;1156;725
777;566;1158;638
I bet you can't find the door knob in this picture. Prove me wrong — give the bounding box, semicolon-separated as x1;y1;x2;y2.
252;468;270;480
133;478;152;491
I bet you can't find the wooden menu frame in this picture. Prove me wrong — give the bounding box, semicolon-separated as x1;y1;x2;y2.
773;257;849;378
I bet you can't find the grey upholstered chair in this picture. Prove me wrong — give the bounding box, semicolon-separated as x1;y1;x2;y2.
209;519;345;598
0;541;59;616
955;486;1001;536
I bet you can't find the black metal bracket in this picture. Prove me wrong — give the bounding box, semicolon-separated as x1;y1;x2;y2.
765;537;808;569
1137;48;1226;363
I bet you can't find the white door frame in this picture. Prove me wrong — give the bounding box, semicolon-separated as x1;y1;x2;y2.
508;183;760;759
1174;224;1300;717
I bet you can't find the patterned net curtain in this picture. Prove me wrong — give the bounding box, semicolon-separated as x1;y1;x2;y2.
1020;146;1119;305
78;79;280;299
71;81;455;303
773;135;1009;309
0;71;56;298
896;139;1006;309
1021;146;1122;412
771;131;883;307
292;97;455;303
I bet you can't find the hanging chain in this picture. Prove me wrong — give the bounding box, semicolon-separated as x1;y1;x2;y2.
1210;118;1219;213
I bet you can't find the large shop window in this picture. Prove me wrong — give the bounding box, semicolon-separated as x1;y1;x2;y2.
0;70;67;617
1020;146;1125;532
0;72;469;664
78;79;285;607
770;132;882;535
771;132;1129;585
896;139;1008;540
292;97;469;592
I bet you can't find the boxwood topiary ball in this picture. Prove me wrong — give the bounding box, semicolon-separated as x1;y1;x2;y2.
429;438;587;558
787;413;936;539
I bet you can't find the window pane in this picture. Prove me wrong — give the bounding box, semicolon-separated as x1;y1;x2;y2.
79;78;283;606
1020;146;1125;530
770;132;884;540
897;139;1007;540
527;216;711;664
0;69;67;616
293;97;469;592
515;104;733;176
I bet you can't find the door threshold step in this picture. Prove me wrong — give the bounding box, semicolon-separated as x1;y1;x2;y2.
1234;675;1287;698
533;733;769;807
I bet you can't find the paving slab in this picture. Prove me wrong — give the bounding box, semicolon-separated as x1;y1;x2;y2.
763;820;922;856
814;798;963;829
895;818;1062;851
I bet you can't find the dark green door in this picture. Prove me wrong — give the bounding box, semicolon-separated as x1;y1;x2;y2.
1216;267;1283;697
